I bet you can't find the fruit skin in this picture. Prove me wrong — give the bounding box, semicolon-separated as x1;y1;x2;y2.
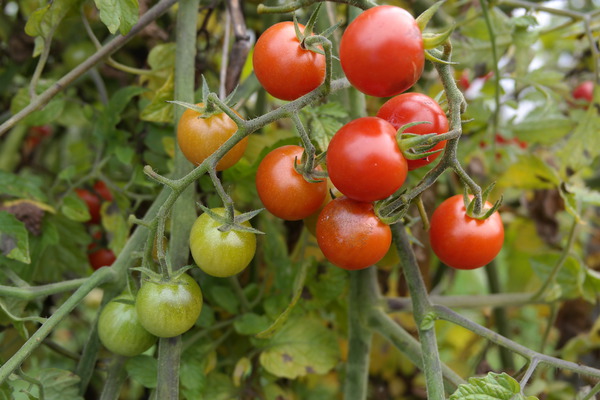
256;145;327;221
252;21;326;101
429;195;504;270
75;188;102;224
135;273;203;338
326;117;407;203
177;104;248;171
189;208;257;277
376;93;449;170
339;5;424;97
88;248;116;270
572;81;594;104
93;180;113;202
98;294;157;357
316;196;392;270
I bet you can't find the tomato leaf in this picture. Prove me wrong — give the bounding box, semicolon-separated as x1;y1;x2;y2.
126;355;157;389
530;254;585;301
207;285;240;314
497;155;559;190
28;368;83;400
94;0;139;35
234;313;271;335
0;211;30;264
258;316;340;379
449;372;537;399
557;104;600;172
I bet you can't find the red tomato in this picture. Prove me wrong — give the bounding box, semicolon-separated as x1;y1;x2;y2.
429;195;504;270
93;181;113;202
76;188;101;224
376;93;449;170
572;81;594;103
256;145;327;221
88;248;116;270
339;6;424;97
316;197;391;270
253;21;326;101
326;117;407;203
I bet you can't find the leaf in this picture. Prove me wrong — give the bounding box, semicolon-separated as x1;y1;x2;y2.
557;105;600;172
61;193;91;222
101;202;129;255
25;0;80;39
202;372;238;400
30;368;84;400
449;372;538;400
95;86;147;138
126;355;158;389
234;313;271;335
10;85;65;126
259;316;340;379
207;285;239;314
147;43;176;71
511;109;574;145
530;254;585;301
140;72;175;123
301;102;348;152
497;155;559;190
94;0;139;35
0;171;47;201
0;211;30;263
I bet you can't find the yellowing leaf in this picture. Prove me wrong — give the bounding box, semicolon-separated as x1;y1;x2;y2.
497;155;559;189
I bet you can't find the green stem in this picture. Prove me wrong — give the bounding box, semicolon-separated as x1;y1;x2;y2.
156;337;182;400
258;0;376;14
343;268;375;400
0;278;88;301
479;0;501;146
387;292;540;310
434;305;600;379
485;262;515;371
99;356;128;400
392;223;445;399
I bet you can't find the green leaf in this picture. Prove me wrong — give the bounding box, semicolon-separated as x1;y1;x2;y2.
10;85;65;126
61;193;91;222
140;72;175;123
259;316;340;379
530;254;585;301
558;106;600;172
0;211;30;263
25;0;80;39
234;313;271;335
202;372;238;400
511;110;574;145
0;171;47;201
302;102;347;153
207;285;240;314
449;372;538;399
30;368;83;400
497;155;559;190
126;355;158;389
94;0;139;35
147;43;176;71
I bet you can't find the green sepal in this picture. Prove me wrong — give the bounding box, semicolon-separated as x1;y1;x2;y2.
422;24;455;50
425;50;459;65
198;204;265;235
420;312;437;331
416;0;446;31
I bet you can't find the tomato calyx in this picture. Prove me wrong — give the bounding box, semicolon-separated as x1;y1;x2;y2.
397;122;446;161
198;204;264;235
133;264;195;285
292;4;338;57
169;77;239;120
292;151;327;184
463;183;503;220
416;0;455;54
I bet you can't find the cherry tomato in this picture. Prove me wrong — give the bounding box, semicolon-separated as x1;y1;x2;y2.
326;117;407;202
189;208;256;277
429;195;504;270
256;145;327;221
253;21;326;101
93;180;113;202
177;104;248;171
572;81;594;104
339;6;424;97
88;248;116;270
316;197;392;270
303;179;341;236
75;188;101;224
98;294;157;357
376;93;449;170
135;273;203;338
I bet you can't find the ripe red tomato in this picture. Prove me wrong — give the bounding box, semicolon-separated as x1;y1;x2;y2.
177;104;248;171
376;93;449;170
253;21;326;101
339;6;424;97
256;145;327;221
316;197;391;270
76;188;102;224
429;195;504;270
93;180;113;202
326;117;407;203
572;81;594;104
88;248;116;270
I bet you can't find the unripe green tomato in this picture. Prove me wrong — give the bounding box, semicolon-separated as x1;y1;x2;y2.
135;273;203;338
189;208;256;277
98;294;157;357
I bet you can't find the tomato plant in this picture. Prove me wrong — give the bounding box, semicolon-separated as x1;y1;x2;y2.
316;196;392;270
256;145;327;221
98;294;157;357
88;248;116;270
252;21;326;101
75;188;102;224
429;195;504;270
326;117;407;202
135;273;203;338
177;104;248;171
339;5;424;97
189;208;256;277
572;80;594;104
376;93;449;170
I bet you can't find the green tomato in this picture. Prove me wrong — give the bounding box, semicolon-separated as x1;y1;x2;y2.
189;208;257;277
135;273;203;338
98;294;157;357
